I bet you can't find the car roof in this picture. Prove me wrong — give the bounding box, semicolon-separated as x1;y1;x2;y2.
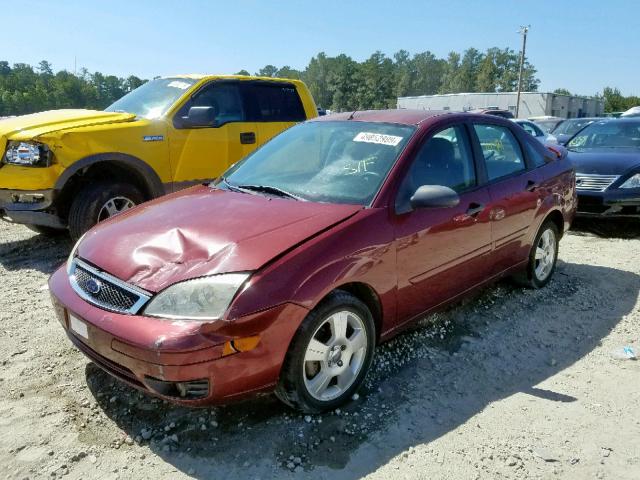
313;109;451;126
160;74;302;83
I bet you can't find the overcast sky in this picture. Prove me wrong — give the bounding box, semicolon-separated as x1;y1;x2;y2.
4;0;638;96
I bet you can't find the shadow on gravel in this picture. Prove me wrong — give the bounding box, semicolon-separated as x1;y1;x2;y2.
84;260;640;479
0;231;70;273
571;217;640;239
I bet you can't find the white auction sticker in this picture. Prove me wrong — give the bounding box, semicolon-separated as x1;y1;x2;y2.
353;132;403;146
69;314;89;340
167;80;191;90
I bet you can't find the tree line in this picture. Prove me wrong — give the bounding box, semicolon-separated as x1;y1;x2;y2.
0;60;145;116
242;48;540;110
0;50;636;116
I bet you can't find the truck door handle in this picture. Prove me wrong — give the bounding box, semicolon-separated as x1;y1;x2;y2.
466;203;485;216
240;132;256;144
526;180;539;192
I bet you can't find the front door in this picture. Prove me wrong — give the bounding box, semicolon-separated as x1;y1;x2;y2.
168;81;257;190
394;124;493;325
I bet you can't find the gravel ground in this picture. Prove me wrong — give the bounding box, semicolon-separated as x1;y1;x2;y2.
1;220;639;480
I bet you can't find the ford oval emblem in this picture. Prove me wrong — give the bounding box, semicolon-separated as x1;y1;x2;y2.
86;279;102;295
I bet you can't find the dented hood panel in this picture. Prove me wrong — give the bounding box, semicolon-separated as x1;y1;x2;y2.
0;109;136;141
78;186;362;292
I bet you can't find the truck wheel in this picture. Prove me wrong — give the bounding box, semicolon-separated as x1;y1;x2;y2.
25;225;66;237
68;182;143;241
275;291;375;413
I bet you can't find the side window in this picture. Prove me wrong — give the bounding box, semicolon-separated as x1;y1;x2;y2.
176;82;244;127
241;83;306;122
523;137;549;168
396;125;476;213
473;124;525;181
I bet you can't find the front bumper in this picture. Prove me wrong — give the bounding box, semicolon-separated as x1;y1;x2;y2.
576;189;640;219
48;266;309;406
0;188;65;228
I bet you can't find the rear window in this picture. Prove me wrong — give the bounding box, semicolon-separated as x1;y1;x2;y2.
241;83;306;122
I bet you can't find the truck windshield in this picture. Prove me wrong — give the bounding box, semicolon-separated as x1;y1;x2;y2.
219;121;416;205
105;78;196;119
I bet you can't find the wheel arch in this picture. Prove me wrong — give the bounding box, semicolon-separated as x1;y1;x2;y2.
53;153;165;219
321;282;383;343
543;208;565;238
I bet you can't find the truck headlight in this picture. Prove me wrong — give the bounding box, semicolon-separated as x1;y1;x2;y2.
143;273;250;321
3;141;53;167
619;173;640;189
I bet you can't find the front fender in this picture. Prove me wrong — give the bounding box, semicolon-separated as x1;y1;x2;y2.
54;152;165;197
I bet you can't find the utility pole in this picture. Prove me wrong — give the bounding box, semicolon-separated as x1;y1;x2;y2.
515;25;529;118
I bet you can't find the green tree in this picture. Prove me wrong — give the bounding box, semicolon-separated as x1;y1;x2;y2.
256;65;278;77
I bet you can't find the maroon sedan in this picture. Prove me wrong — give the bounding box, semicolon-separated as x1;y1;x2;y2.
49;110;576;413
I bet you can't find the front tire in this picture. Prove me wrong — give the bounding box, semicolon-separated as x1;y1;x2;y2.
275;291;375;413
514;220;559;288
68;181;143;241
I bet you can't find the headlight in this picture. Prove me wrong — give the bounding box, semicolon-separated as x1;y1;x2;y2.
143;273;250;321
619;173;640;189
3;141;53;167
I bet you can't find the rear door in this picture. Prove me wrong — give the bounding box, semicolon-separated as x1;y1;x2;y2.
168;81;258;189
470;122;541;273
393;122;493;324
239;81;307;146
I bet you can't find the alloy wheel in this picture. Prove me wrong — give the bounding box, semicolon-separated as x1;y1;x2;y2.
97;196;136;222
534;228;556;281
303;310;368;401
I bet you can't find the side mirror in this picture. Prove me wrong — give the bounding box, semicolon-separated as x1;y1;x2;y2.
183;106;215;127
410;185;460;210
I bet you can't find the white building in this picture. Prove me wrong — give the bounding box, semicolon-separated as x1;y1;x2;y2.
397;92;604;119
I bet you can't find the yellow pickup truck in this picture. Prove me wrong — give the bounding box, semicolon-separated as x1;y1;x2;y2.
0;75;317;239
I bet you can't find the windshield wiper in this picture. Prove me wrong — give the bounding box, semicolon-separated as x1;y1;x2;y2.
219;178;244;193
236;184;306;201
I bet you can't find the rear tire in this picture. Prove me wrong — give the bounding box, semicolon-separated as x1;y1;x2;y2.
275;291;375;413
513;220;559;288
25;224;66;237
68;182;143;241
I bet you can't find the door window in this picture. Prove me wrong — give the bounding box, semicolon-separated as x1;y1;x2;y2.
175;82;244;127
241;83;306;122
473;124;525;181
396;125;476;213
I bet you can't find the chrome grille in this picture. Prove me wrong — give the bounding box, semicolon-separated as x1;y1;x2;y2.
575;173;619;192
69;259;151;314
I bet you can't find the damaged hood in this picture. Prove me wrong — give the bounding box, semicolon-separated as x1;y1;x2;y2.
0;109;136;142
77;185;363;292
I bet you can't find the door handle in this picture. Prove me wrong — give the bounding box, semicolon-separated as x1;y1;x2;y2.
466;203;485;217
240;132;256;144
526;180;539;192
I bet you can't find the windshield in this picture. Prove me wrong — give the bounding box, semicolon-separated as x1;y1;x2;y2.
553;118;596;136
219;121;416;205
105;77;197;119
567;120;640;151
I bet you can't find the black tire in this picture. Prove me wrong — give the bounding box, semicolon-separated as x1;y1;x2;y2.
513;220;560;288
275;290;376;413
25;224;66;237
68;181;144;241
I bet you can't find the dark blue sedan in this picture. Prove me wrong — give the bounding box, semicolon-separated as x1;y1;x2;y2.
567;119;640;219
